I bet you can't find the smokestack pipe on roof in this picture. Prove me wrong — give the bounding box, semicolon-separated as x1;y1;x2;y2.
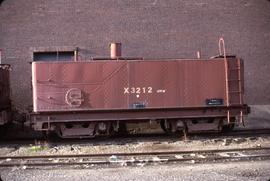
110;43;121;59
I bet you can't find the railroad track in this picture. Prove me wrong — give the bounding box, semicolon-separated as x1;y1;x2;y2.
0;147;270;168
0;128;269;152
187;128;270;139
202;128;270;136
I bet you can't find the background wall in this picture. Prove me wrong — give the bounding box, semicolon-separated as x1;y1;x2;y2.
0;0;270;111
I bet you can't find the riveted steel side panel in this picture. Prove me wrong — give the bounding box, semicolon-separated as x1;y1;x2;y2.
32;58;243;112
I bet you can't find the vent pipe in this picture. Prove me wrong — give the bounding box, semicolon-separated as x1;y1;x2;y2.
196;51;201;59
110;43;121;59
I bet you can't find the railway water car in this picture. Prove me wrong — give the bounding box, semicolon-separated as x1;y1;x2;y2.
30;39;249;138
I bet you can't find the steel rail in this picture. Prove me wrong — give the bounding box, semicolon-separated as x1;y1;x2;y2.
194;128;270;137
0;147;269;160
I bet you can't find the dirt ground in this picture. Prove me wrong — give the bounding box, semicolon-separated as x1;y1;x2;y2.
0;160;269;181
0;135;269;157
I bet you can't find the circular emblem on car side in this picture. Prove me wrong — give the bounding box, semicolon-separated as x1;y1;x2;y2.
65;88;84;107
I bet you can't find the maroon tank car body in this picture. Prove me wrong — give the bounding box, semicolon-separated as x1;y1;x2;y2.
32;59;239;111
30;42;249;138
0;64;11;126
